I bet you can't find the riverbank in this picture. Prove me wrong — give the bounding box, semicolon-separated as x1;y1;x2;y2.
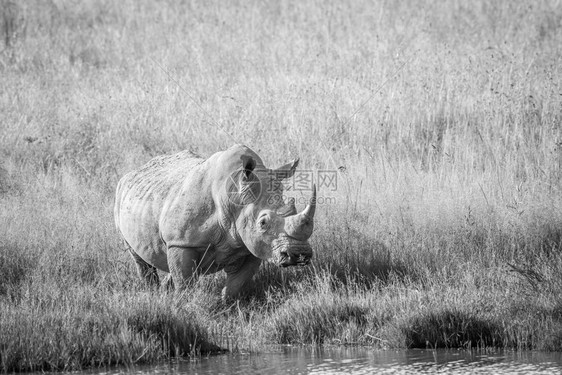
2;220;562;372
2;0;562;372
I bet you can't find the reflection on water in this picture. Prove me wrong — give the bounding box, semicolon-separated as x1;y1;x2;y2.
94;347;562;375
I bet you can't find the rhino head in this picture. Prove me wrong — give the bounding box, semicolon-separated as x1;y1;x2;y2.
221;146;316;267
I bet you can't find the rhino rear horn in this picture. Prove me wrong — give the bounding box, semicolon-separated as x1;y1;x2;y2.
278;197;297;217
287;197;297;216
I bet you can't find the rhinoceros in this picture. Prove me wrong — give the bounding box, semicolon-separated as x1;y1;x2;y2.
114;144;315;300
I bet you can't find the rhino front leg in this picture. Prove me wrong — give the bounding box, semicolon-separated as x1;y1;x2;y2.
167;246;201;290
222;255;262;301
129;248;159;287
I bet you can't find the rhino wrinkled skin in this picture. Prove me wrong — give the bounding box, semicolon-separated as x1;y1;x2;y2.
114;144;316;301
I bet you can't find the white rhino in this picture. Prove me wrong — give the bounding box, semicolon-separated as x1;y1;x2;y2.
114;144;315;300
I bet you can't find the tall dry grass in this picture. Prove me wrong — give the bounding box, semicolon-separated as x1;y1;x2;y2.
1;0;562;371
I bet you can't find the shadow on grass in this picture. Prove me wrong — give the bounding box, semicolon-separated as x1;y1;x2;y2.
246;232;410;303
0;244;35;298
126;308;223;356
404;310;503;349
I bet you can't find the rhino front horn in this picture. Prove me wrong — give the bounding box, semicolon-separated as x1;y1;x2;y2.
302;184;316;219
284;185;316;240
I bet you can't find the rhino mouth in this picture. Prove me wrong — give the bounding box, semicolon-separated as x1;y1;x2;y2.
279;251;311;267
272;235;312;267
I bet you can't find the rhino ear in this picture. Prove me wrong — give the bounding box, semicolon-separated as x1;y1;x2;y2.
242;156;256;180
238;156;261;204
273;158;299;180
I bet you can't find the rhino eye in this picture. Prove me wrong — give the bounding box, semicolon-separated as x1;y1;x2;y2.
258;216;269;230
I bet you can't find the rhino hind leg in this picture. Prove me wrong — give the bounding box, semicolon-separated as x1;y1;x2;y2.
167;246;201;290
128;248;160;286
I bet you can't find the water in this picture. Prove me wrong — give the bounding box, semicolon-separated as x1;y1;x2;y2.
93;347;562;374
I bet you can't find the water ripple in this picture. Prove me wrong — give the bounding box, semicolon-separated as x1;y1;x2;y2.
84;347;562;375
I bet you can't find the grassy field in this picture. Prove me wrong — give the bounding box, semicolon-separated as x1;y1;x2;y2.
2;0;562;371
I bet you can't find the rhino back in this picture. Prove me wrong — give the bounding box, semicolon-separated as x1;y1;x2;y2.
115;150;204;271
